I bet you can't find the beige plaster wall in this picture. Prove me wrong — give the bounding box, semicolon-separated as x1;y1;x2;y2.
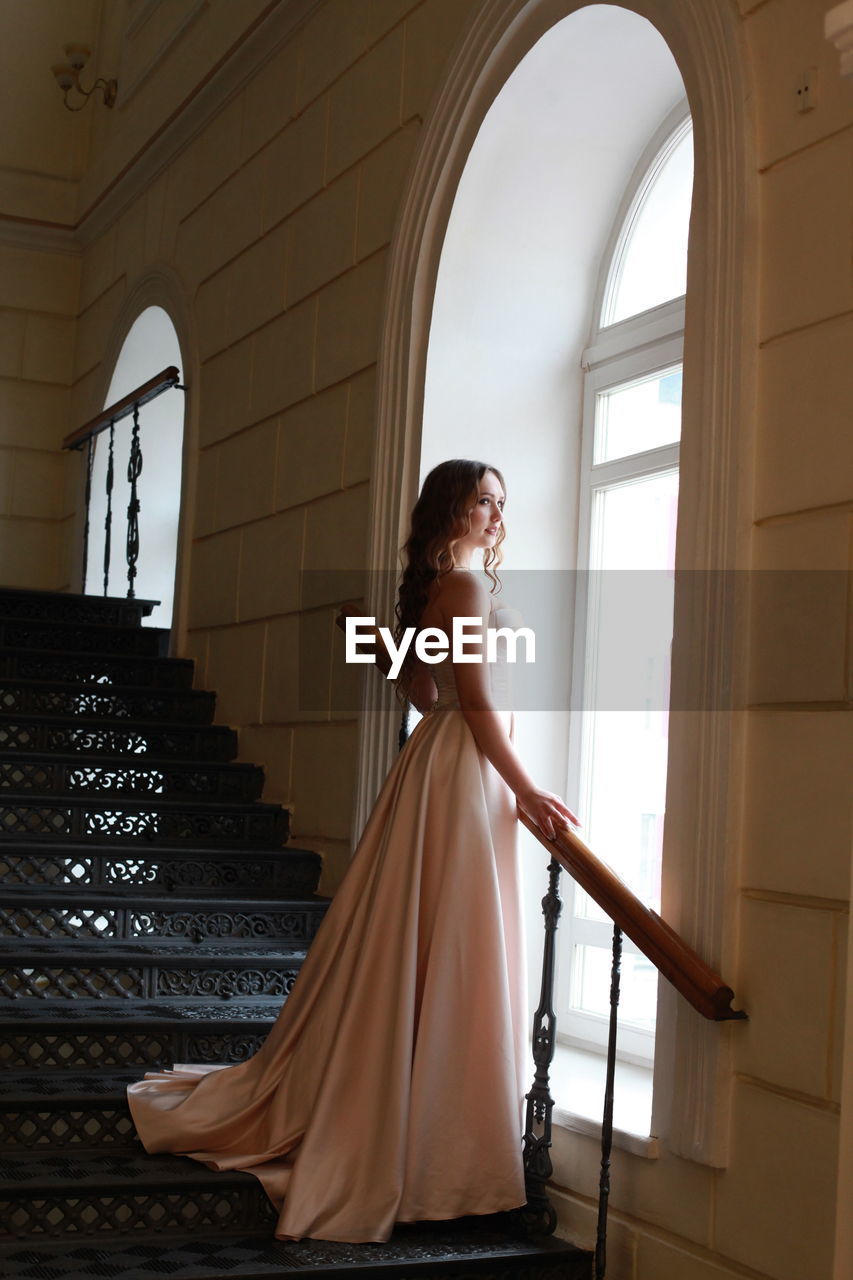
0;244;79;588
0;1;849;1278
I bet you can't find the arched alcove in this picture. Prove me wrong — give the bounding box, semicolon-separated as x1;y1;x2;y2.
85;306;184;630
418;6;691;1136
363;0;756;1166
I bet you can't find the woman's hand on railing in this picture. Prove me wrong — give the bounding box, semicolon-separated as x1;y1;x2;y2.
517;786;580;841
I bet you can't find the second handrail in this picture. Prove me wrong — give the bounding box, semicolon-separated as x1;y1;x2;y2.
518;811;745;1022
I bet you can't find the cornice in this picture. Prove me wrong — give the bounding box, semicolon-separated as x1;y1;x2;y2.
0;217;80;256
75;0;320;246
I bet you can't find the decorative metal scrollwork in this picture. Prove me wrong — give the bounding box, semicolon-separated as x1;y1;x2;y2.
81;436;94;595
0;1108;138;1150
125;403;142;598
103;419;115;596
4;1184;276;1240
0;854;93;886
518;858;563;1238
0;906;117;940
0;966;144;1000
595;924;623;1280
156;968;298;999
1;620;161;656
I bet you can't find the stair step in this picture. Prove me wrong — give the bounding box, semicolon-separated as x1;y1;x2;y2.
0;1069;142;1104
0;794;290;846
0;647;194;690
0;618;169;657
0;939;308;1002
0;842;320;895
0;1151;277;1241
0;679;215;725
0;1069;144;1152
0;1219;590;1277
0;714;238;760
0;997;283;1070
0;891;328;944
0;753;264;801
0;587;156;629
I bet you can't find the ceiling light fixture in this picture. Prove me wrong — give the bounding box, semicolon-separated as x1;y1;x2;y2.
51;44;117;111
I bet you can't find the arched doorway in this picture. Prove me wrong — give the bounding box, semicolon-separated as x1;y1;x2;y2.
85;306;184;630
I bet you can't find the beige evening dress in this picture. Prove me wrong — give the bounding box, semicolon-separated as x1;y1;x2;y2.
127;602;528;1243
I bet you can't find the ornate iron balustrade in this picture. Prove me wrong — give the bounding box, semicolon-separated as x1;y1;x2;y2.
62;367;183;598
516;811;747;1279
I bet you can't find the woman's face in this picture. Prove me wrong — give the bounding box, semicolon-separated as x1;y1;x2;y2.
454;469;505;562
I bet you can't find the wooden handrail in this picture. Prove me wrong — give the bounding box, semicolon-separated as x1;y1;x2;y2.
63;366;181;451
519;811;746;1022
334;606;746;1023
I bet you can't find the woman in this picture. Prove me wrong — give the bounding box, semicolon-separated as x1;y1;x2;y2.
127;458;577;1243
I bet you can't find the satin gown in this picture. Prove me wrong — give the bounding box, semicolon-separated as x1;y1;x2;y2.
127;602;528;1244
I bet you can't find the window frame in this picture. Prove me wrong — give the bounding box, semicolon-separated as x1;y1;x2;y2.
557;108;692;1070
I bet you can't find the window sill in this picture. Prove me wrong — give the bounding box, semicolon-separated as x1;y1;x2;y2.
549;1041;659;1159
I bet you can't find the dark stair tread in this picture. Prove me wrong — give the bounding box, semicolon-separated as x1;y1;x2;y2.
0;617;168;640
0;837;312;856
0;1070;158;1102
0;750;261;774
0;1150;269;1193
0;756;265;801
0;587;157;606
1;939;309;961
0;625;170;661
1;996;286;1024
0;891;329;945
0;676;205;698
0;888;329;909
0;711;235;747
0;841;321;896
0;648;194;685
0;587;157;620
0;686;216;727
0;795;290;846
0;1223;589;1279
0;792;286;814
0;716;224;737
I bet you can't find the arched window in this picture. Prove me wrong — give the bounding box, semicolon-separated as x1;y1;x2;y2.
557;111;693;1106
86;307;184;629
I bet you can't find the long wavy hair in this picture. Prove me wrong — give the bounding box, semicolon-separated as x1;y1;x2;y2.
393;459;505;700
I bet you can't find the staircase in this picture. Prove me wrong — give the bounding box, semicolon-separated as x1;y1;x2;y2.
0;587;590;1279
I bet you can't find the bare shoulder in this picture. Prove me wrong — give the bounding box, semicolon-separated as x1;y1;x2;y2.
431;570;491;624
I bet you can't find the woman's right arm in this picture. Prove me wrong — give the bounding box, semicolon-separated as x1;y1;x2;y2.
437;574;578;839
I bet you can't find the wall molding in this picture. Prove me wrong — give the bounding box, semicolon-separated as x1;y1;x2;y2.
363;0;757;1168
118;0;210;107
0;218;80;256
75;0;320;244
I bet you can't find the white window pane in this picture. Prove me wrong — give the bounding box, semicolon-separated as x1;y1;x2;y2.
594;365;682;464
571;943;658;1031
569;470;678;1035
605;125;693;325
